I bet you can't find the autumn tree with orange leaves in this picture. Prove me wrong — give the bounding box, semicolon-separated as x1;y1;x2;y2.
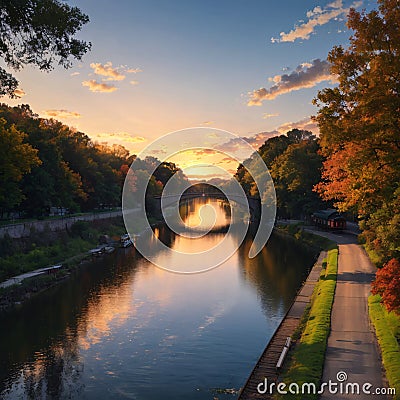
372;258;400;314
314;0;400;262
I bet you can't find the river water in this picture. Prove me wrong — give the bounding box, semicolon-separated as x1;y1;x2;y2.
0;199;316;400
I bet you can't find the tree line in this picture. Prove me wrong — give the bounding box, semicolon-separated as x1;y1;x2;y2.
235;128;327;220
315;0;400;313
236;0;400;313
314;1;400;265
0;103;186;218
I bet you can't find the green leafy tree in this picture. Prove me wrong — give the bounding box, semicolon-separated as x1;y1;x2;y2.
313;0;400;259
270;139;324;218
235;129;323;218
0;103;191;218
258;129;314;169
235;164;256;195
0;104;132;216
0;0;91;96
0;118;40;214
153;161;181;186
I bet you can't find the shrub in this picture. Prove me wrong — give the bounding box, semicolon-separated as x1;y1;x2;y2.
0;233;16;257
70;220;112;242
70;220;90;238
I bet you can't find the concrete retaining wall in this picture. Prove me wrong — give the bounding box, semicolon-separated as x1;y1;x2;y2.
0;211;122;239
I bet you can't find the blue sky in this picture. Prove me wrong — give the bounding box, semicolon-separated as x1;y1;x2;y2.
4;0;376;155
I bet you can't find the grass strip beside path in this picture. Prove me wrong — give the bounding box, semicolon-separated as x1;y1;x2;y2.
369;294;400;399
275;248;338;400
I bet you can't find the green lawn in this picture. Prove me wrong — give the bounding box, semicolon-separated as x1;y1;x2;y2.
369;295;400;399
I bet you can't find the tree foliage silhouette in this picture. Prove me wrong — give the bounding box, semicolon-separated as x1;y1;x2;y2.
0;0;91;97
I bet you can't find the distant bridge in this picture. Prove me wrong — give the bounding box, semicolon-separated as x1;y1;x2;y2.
151;192;261;217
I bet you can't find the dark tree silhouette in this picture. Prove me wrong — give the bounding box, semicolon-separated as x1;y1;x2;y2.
0;0;91;97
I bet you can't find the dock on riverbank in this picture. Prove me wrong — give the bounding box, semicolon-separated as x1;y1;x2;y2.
238;250;326;399
0;265;62;289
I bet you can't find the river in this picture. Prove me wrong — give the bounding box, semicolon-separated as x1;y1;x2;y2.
0;198;316;399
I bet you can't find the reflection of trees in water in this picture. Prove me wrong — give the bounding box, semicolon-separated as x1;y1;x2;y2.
0;250;141;399
147;224;176;248
17;339;84;400
236;230;316;316
0;200;316;398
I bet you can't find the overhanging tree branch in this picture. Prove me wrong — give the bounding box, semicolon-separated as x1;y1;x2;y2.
0;0;91;96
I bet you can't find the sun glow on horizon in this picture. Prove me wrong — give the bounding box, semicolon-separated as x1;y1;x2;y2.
166;149;239;181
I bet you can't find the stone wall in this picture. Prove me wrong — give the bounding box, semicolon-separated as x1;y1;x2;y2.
0;211;123;239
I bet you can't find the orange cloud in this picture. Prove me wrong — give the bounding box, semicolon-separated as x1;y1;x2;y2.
14;89;26;97
214;131;279;156
125;135;146;143
262;113;279;119
126;68;142;74
43;109;81;119
82;80;117;93
185;173;232;180
192;148;219;156
277;117;319;135
90;62;125;81
93;131;146;144
214;117;319;155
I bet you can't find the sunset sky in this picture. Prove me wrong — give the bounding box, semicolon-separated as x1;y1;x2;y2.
3;0;375;176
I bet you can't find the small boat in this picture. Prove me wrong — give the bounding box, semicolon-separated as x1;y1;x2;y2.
120;234;133;248
89;247;104;256
41;265;63;274
89;244;116;256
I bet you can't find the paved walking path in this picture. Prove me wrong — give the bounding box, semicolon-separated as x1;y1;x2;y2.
305;229;387;399
0;265;62;289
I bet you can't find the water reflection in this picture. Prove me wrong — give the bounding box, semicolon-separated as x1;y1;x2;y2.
237;229;317;316
0;250;141;399
179;198;231;231
0;199;315;399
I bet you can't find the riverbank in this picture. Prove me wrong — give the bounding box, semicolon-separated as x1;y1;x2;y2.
238;224;342;399
0;217;126;313
0;209;183;313
238;245;336;399
0;200;318;399
274;222;337;252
